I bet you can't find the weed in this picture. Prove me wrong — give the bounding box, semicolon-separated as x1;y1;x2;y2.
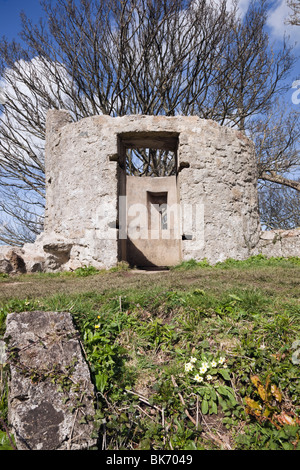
73;265;101;277
109;261;130;272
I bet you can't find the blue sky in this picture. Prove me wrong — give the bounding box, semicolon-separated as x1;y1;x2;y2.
1;0;299;47
0;0;299;43
0;0;43;40
0;0;299;107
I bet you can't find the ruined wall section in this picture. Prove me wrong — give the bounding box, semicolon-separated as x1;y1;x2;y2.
255;229;300;258
178;119;261;264
44;110;120;270
1;112;298;274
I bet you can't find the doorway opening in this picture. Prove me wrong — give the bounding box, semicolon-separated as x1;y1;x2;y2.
117;132;181;268
119;131;178;177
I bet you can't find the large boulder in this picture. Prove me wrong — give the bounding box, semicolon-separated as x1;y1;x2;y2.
0;246;27;274
0;241;46;274
0;257;12;274
4;311;98;450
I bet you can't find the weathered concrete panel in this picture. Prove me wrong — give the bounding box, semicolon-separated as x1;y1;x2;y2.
125;175;181;267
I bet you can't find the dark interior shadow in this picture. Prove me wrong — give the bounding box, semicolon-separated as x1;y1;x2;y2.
125;238;169;270
137;266;170;271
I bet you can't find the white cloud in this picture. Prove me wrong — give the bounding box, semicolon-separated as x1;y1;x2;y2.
223;0;251;17
267;0;300;46
236;0;252;17
226;0;300;47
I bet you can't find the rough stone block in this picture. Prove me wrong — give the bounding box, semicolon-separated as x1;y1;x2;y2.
0;257;12;274
4;311;97;450
7;250;27;274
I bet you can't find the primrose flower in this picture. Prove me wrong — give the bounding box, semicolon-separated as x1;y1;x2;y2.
185;362;194;372
211;360;217;368
199;361;209;373
190;356;197;363
194;374;203;383
218;357;226;365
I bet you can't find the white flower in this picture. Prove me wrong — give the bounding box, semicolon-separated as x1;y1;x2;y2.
206;375;213;381
185;362;194;372
190;356;197;363
223;363;228;369
211;360;217;368
218;357;226;365
199;364;208;374
194;374;203;383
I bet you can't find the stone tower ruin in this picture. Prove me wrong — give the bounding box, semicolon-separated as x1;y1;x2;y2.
41;110;261;270
1;110;299;274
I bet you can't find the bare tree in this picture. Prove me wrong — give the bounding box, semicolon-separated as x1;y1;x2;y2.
286;0;300;26
0;55;72;244
216;1;294;130
0;0;298;244
259;182;300;229
247;98;300;229
249;101;300;190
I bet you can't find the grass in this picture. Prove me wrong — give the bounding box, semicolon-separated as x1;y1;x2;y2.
0;255;300;450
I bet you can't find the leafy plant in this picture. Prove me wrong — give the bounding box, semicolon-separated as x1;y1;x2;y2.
81;313;128;394
235;423;300;450
245;375;300;430
0;429;15;450
182;351;240;417
74;265;100;277
137;318;178;352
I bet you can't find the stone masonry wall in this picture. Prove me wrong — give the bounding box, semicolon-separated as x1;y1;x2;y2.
41;111;262;268
255;229;300;258
1;111;299;273
44;110;120;270
177;119;261;264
